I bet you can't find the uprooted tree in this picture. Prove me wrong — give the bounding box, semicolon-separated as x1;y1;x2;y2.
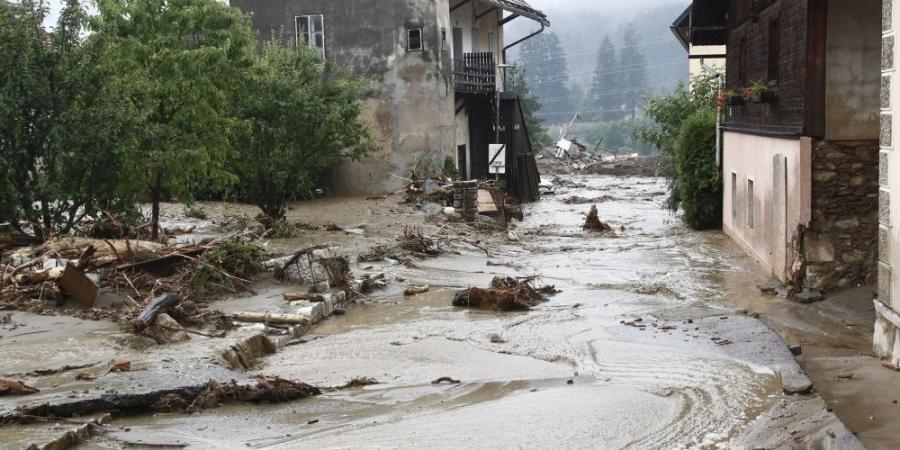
91;0;256;240
229;39;374;223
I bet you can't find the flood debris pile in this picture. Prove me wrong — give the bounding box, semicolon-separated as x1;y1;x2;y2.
537;150;663;178
359;226;444;262
0;235;269;336
452;276;558;311
1;377;321;425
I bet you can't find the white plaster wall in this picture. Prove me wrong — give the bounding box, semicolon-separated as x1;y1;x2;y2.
723;132;810;281
688;45;725;80
888;0;900;314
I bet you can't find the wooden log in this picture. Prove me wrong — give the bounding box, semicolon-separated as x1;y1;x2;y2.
282;292;310;301
14;267;65;285
228;311;311;325
132;293;180;331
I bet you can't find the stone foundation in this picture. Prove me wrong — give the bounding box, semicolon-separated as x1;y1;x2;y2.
805;140;880;291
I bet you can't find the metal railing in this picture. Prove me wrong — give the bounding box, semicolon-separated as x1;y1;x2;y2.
453;52;496;94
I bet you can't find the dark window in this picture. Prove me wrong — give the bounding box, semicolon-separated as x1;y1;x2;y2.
408;28;423;51
747;178;754;229
737;37;748;86
768;17;780;82
296;14;325;59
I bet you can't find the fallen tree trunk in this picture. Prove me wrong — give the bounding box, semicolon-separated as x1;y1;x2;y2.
228;312;311;325
133;293;180;331
2;378;321;424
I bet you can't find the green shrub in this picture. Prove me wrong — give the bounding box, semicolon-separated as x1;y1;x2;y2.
442;156;459;179
673;109;721;230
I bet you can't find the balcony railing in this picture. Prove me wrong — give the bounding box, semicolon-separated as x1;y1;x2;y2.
453;52;496;94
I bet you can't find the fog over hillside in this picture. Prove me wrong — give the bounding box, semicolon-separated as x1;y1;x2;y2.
507;0;690;98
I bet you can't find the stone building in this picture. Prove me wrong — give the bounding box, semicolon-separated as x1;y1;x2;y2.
228;0;548;197
876;0;900;368
706;0;881;293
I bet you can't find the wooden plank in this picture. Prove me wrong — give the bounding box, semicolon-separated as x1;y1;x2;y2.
477;189;498;213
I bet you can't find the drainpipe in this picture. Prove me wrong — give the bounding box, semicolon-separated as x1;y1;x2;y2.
502;23;545;89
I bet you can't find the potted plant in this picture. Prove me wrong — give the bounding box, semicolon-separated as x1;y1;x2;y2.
748;80;776;104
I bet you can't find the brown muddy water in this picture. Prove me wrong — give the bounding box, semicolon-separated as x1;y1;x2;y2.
1;176;851;449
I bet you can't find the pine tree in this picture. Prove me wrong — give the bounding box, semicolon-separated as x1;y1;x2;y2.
518;31;571;124
507;65;553;150
618;23;649;120
589;35;619;122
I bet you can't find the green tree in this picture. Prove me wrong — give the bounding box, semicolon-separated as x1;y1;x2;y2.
229;40;374;222
91;0;255;239
519;32;571;124
673;109;721;229
637;74;718;211
589;35;620;121
506;65;553;151
0;0;132;240
618;23;649;120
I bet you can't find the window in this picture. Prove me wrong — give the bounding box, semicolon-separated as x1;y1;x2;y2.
737;37;748;86
732;172;738;221
747;178;754;229
488;32;497;56
441;28;447;52
471;28;480;52
767;17;780;82
296;14;325;59
407;28;423;51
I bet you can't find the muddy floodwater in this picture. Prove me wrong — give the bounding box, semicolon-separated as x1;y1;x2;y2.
2;175;859;449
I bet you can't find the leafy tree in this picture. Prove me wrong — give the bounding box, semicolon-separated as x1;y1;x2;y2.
0;0;132;240
506;65;553;150
673;109;721;229
91;0;256;239
518;32;571;124
229;40;374;222
589;36;620;121
618;23;649;120
637;74;718;211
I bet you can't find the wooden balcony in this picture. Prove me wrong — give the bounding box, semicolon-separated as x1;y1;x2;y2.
453;52;496;94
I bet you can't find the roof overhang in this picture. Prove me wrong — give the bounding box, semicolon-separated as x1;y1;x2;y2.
670;0;728;52
481;0;550;27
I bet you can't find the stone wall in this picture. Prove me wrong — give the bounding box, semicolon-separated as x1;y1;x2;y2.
875;0;900;367
805;140;880;291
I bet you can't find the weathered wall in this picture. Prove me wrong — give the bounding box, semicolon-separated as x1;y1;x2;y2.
824;0;881;141
807;140;880;290
722;131;809;282
230;0;456;195
875;0;900;367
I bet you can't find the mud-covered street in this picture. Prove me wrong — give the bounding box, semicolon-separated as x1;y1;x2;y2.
1;174;870;449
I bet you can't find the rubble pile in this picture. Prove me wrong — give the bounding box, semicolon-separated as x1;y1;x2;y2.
0;235;266;330
537;150;664;178
452;276;558;311
359;226;444;262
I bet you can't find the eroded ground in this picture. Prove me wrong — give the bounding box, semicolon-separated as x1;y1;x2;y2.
0;175;881;449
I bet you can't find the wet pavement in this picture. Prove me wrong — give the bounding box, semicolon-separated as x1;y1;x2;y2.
0;175;870;449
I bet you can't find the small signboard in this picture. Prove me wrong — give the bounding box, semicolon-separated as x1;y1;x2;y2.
488;144;506;174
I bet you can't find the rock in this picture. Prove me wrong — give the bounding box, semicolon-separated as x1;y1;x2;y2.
110;333;158;350
145;313;190;344
507;230;520;242
783;380;813;395
794;290;824;304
